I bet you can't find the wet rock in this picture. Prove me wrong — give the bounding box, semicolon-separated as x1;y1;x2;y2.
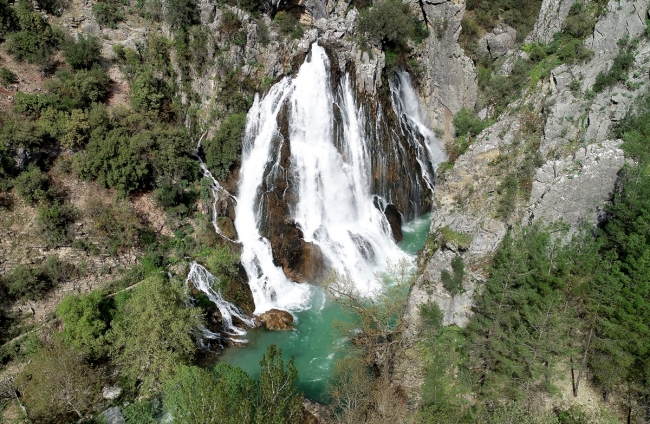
383;204;403;243
259;309;294;330
216;217;238;240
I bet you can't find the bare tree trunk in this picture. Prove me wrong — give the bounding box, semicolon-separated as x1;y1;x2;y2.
573;327;593;397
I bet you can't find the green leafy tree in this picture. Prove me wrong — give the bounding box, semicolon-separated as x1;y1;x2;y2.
166;0;199;29
356;0;415;48
164;364;254;424
110;274;202;391
204;112;246;180
57;290;113;358
16;343;100;422
255;344;302;424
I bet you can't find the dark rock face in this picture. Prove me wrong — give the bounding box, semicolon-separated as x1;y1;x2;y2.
384;203;403;243
259;309;294;330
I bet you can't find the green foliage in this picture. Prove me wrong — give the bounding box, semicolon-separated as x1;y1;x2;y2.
46;66;111;111
462;0;542;43
5;1;63;67
441;256;464;296
92;0;125;28
356;0;417;48
16;343;100;422
562;2;595;39
164;364;255;424
36;201;77;247
2;257;76;301
130;67;172;114
0;66;17;86
83;198;142;253
57;291;113;358
13;165;51;204
256;344;302;424
110;274;202;392
0;0;18;38
166;0;199;29
467;224;597;400
593;37;636;92
63;34;102;70
273;11;303;40
204;112;246;180
453;107;488;137
123;399;162;423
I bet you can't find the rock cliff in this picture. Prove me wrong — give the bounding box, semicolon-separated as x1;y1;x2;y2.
395;0;650;403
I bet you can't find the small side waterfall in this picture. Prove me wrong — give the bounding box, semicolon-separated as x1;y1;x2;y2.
195;132;238;242
185;262;256;341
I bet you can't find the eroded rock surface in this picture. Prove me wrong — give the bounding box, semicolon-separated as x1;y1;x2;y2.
259;309;295;330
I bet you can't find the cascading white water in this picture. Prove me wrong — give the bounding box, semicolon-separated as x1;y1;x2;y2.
195;133;237;242
185;262;256;341
390;71;446;191
235;43;430;314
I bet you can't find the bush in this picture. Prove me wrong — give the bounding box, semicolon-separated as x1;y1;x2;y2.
204;113;246;180
357;0;415;48
84;198;142;253
5;1;62;67
57;290;112;358
562;2;595;39
37;202;76;247
273;11;303;40
0;67;17;86
92;0;124;28
441;256;464;296
63;34;102;70
453;107;488;137
2;257;75;300
593;38;635;92
166;0;198;29
13;166;51;204
44;66;111;110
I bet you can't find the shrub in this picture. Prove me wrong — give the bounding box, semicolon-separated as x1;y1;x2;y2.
562;2;595;39
357;0;415;48
2;257;75;300
453;107;488;137
165;0;199;29
441;256;464;296
57;290;111;358
13;166;51;204
84;198;142;253
273;11;303;40
593;39;635;92
36;202;76;247
92;0;124;28
0;67;17;86
63;34;101;70
0;0;18;38
44;66;110;110
5;1;62;67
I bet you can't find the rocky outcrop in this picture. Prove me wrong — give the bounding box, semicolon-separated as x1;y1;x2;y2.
259;309;295;330
397;0;650;404
408;0;478;134
528;139;626;227
525;0;576;44
479;24;517;58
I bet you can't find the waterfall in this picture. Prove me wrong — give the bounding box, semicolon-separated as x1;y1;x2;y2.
185;262;256;341
390;71;446;192
195;132;238;242
234;43;443;314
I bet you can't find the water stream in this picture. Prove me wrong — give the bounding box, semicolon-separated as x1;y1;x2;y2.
194;41;443;401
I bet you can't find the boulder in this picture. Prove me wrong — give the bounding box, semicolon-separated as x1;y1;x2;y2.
102;385;122;401
259;309;295;330
383;203;403;243
479;24;517;58
101;407;125;424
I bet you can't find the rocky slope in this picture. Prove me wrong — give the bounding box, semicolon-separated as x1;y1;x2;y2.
395;0;650;407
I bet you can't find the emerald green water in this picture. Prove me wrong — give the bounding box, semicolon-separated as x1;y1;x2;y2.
218;213;432;402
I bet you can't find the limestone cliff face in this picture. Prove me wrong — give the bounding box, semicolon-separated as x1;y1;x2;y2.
396;0;650;402
408;0;478;135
